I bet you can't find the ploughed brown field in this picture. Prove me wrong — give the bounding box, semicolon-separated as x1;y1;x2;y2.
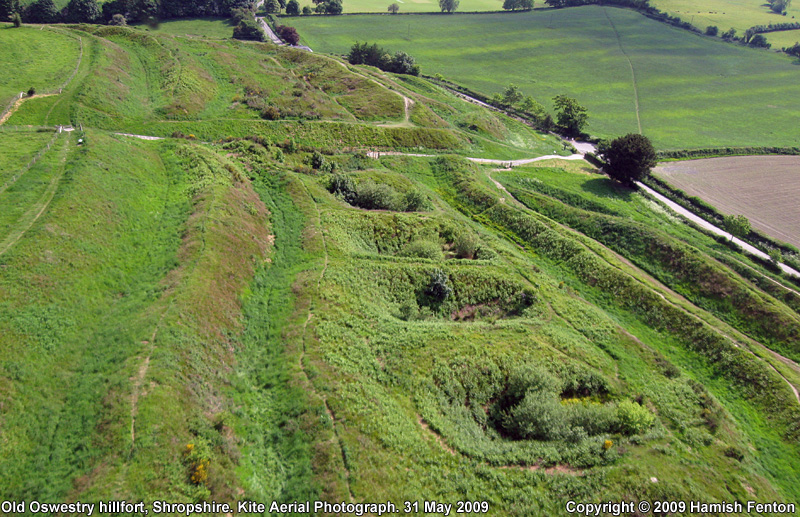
654;156;800;249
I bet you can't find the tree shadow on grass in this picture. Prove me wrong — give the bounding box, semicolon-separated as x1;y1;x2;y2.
580;177;635;202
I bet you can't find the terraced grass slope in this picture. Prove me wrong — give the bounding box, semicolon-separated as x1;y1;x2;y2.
1;23;799;512
290;6;800;150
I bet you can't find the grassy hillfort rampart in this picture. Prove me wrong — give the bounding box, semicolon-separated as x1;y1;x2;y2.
1;4;799;512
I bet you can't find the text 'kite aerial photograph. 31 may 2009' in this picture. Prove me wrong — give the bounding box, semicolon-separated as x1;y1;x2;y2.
1;0;800;513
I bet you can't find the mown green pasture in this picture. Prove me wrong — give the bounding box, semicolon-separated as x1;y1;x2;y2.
311;0;502;13
651;0;800;37
762;28;800;50
291;6;800;149
0;26;81;107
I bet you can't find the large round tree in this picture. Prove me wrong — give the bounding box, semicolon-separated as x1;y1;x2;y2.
601;133;657;187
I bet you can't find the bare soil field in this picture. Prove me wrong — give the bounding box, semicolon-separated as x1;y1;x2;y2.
654;156;800;249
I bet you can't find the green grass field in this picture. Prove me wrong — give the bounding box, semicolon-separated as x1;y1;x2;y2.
651;0;800;37
762;28;800;49
2;21;800;510
291;6;800;149
337;0;502;13
0;26;81;107
0;131;54;183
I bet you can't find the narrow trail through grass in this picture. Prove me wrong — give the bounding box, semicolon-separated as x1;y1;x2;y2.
0;130;60;196
0;133;70;256
0;32;83;125
0;94;58;125
603;7;642;135
298;179;353;502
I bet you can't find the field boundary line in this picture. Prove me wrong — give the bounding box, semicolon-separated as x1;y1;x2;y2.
0;129;61;196
603;7;643;135
0;134;70;256
638;182;800;278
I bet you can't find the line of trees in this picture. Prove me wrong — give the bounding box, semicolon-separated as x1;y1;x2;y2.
502;0;532;10
5;0;252;24
348;41;420;75
483;83;590;137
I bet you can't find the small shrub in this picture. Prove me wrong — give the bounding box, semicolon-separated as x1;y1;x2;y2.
616;400;655;435
355;180;397;210
453;232;479;259
329;173;357;204
402;189;431;211
398;300;419;321
426;268;452;301
12;12;22;26
274;149;284;162
398;239;443;260
310;150;326;169
109;13;126;25
261;106;281;120
723;445;745;461
183;441;211;487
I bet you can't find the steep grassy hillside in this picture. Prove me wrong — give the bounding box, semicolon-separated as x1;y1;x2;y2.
290;6;800;150
0;27;82;107
1;23;798;512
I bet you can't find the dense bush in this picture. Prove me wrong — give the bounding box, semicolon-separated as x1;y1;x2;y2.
348;42;420;76
600;133;657;187
64;0;99;22
502;0;533;9
453;232;479;259
398;239;443;260
328;174;431;212
0;0;20;20
92;0;250;23
275;24;300;45
616;400;655;435
355;181;396;210
496;365;651;442
233;19;265;41
229;5;252;23
402;189;432;211
426;268;452;301
23;0;58;23
329;173;357;204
